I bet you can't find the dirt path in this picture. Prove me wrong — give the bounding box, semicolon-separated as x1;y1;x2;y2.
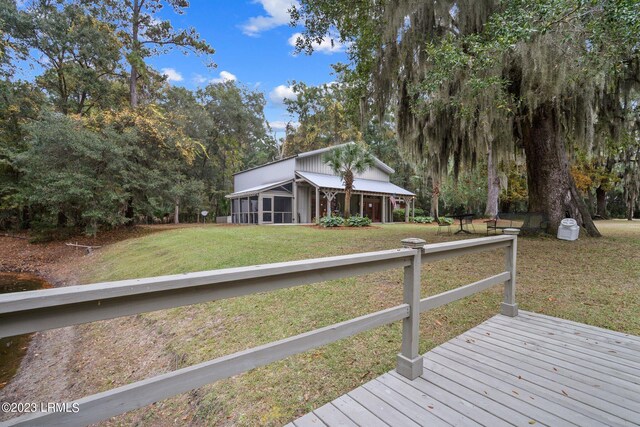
0;227;183;424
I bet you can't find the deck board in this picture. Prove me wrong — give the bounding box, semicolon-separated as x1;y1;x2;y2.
288;311;640;426
464;327;640;396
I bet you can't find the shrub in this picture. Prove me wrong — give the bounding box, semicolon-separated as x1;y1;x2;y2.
346;215;372;227
393;207;425;221
438;217;454;225
413;216;434;224
319;215;344;227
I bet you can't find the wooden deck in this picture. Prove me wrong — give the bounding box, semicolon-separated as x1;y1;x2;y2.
287;311;640;427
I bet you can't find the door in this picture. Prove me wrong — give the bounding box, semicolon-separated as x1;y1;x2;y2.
364;197;381;222
262;196;273;223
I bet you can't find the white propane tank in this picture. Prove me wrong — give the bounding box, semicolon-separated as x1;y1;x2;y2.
557;218;580;241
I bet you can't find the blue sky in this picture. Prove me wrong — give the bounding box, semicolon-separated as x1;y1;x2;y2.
150;0;348;139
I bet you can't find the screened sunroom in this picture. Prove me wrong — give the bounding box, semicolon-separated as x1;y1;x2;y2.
228;180;294;224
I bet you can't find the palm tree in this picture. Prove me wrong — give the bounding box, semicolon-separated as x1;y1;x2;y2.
323;143;375;217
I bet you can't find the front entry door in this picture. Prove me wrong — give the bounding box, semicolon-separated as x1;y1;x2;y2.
363;197;381;222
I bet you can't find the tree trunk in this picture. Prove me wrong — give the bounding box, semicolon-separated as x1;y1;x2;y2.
130;64;138;108
344;189;351;217
20;205;30;230
125;197;135;226
586;189;595;216
129;0;140;108
57;211;67;227
430;178;440;219
595;186;608;218
485;145;499;218
344;170;353;217
627;188;637;221
521;105;601;237
174;200;180;224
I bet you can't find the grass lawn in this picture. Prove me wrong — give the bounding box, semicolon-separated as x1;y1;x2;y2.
75;221;640;426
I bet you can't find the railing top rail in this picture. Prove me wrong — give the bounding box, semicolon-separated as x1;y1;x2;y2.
421;235;515;255
421;235;515;263
0;247;415;315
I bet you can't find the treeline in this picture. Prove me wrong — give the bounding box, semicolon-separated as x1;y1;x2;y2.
2;1;638;238
0;0;278;236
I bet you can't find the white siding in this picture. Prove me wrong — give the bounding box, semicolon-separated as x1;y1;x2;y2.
296;186;310;223
234;158;296;192
296;154;389;182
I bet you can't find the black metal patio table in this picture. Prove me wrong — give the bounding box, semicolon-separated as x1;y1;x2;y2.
450;213;475;234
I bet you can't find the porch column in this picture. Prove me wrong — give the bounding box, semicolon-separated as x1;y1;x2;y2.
258;194;263;225
292;182;298;224
230;198;234;224
382;196;387;224
315;186;320;223
322;191;337;217
405;198;410;223
359;194;364;216
412;198;416;221
247;196;251;224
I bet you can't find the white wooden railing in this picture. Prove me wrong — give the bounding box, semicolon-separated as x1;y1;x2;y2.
0;235;517;427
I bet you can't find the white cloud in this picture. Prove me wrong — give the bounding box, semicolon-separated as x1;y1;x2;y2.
269;84;297;105
241;0;300;36
161;68;183;82
269;120;300;131
288;32;346;55
192;74;208;84
210;71;237;84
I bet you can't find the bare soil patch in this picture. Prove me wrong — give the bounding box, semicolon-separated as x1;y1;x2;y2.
0;226;173;423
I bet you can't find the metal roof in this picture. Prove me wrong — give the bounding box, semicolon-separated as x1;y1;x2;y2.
296;171;415;197
226;179;292;198
231;156;296;176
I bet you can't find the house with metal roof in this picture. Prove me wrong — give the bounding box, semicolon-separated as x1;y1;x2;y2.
226;143;416;224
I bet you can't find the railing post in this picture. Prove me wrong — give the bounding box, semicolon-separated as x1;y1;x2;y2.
501;236;519;316
397;237;426;380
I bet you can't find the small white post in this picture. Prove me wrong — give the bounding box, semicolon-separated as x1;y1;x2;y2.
501;237;518;316
359;194;364;217
397;237;426;380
